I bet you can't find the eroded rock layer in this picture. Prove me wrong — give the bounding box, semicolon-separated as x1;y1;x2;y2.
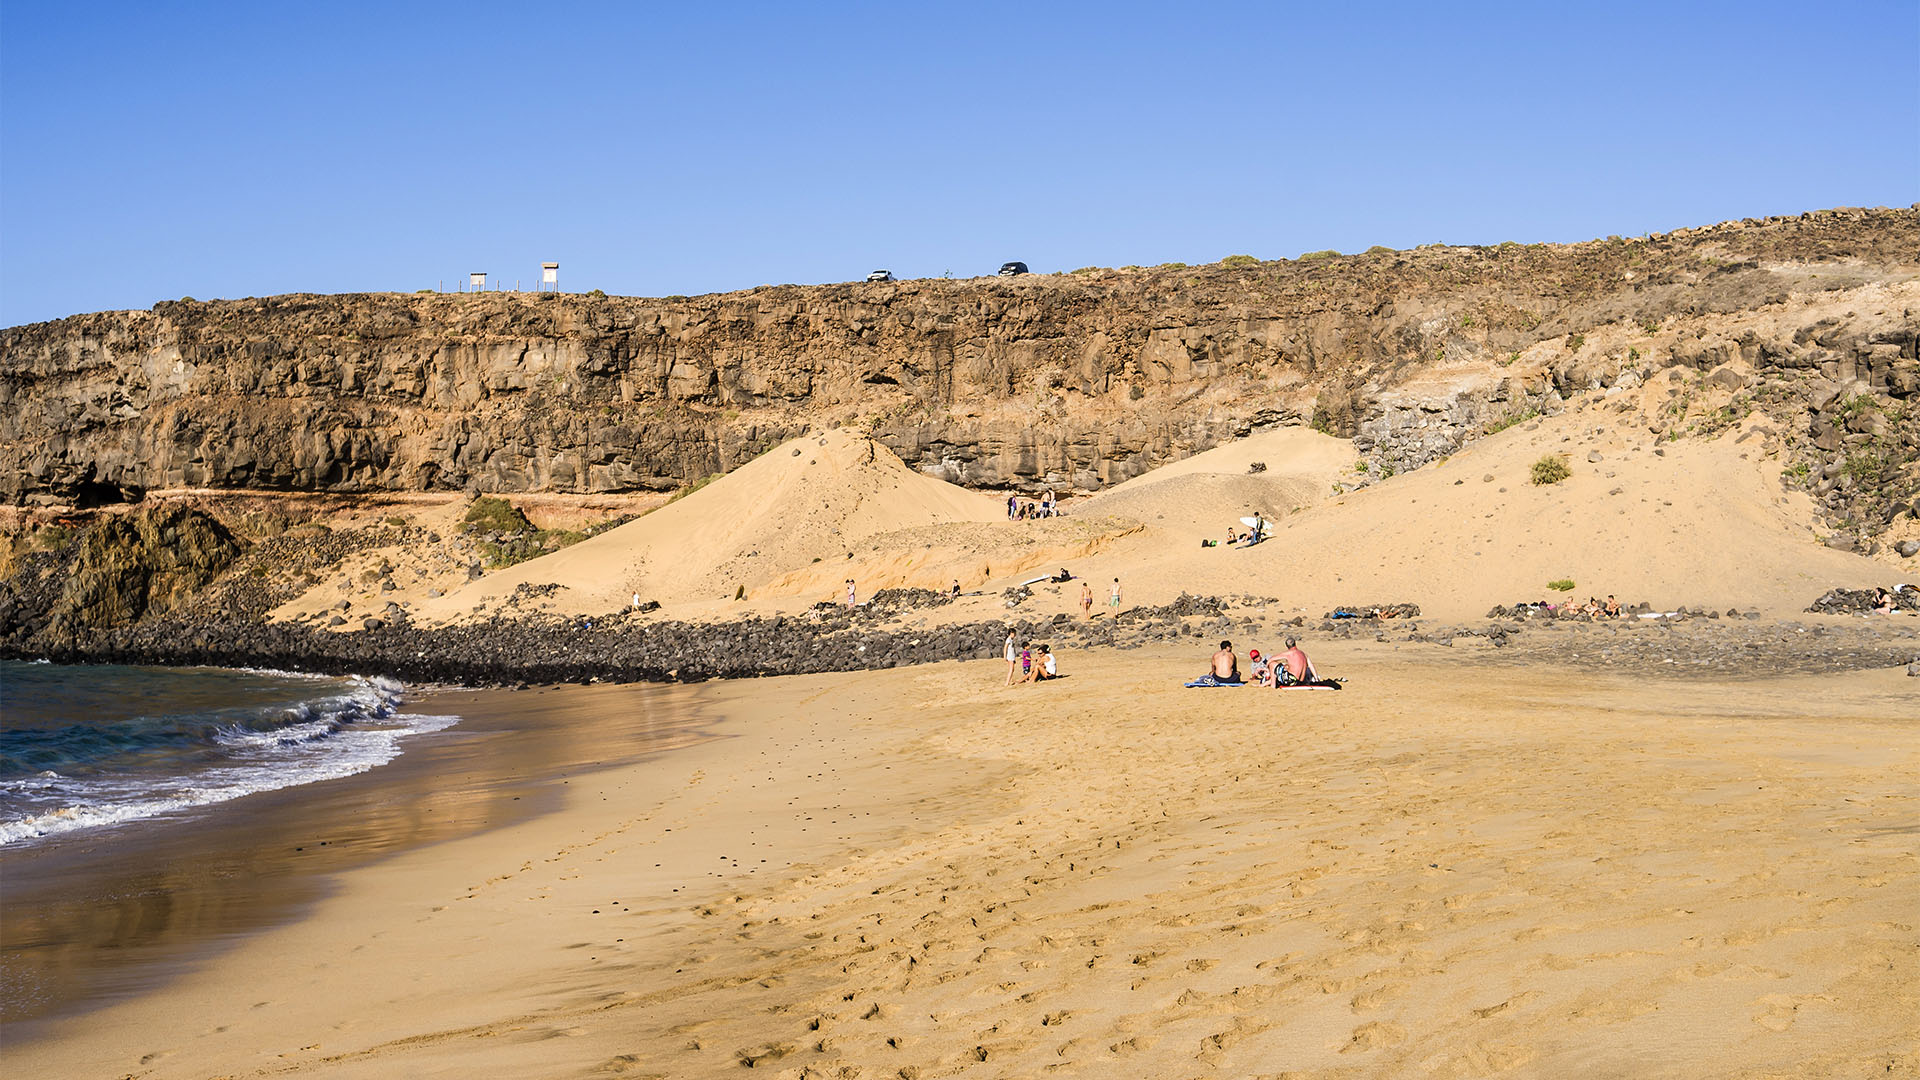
4;206;1917;515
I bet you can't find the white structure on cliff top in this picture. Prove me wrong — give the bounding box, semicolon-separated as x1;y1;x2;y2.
540;262;559;292
469;271;486;291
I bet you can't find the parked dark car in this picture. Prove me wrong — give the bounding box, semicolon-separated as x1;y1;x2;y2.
866;269;894;282
998;261;1028;277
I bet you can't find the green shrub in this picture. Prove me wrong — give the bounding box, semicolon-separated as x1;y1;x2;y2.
1365;245;1395;255
1070;266;1103;275
1547;579;1576;592
1354;460;1369;474
1220;254;1259;267
1157;262;1187;270
462;495;532;534
1299;249;1339;261
1486;408;1539;435
1844;450;1890;486
587;288;607;298
1835;393;1878;418
1531;454;1572;485
1566;333;1586;352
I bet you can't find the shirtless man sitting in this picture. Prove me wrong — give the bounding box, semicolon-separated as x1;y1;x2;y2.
1277;636;1317;685
1210;640;1241;683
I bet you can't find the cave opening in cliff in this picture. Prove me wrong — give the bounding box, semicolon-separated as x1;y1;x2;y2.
69;480;141;509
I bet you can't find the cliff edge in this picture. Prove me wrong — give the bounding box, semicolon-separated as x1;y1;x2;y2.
4;206;1916;546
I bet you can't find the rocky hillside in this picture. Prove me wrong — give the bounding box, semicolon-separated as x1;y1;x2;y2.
4;206;1917;543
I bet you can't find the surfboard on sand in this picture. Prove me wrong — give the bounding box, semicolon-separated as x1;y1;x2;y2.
1185;677;1344;689
1239;516;1269;529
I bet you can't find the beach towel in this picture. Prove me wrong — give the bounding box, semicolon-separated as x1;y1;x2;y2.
1184;675;1245;687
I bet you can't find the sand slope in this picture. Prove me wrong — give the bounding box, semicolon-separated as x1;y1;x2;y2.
1023;397;1898;624
403;392;1894;631
1077;426;1354;537
415;429;1002;621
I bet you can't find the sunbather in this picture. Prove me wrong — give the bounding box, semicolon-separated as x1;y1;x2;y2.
1278;637;1317;685
1248;649;1274;687
1206;640;1242;684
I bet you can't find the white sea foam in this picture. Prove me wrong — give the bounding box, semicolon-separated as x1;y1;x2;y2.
0;671;453;846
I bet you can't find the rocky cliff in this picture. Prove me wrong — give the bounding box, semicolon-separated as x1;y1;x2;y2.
5;207;1917;532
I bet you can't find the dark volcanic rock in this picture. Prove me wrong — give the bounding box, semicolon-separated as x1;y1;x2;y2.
50;505;239;632
1806;585;1919;614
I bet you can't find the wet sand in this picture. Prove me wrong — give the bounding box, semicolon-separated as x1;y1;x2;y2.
0;681;714;1033
6;643;1917;1078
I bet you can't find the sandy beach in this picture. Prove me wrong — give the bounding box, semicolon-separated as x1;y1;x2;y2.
9;640;1915;1079
7;12;1920;1079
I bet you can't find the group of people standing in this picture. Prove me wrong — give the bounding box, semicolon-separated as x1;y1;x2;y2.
1007;492;1059;520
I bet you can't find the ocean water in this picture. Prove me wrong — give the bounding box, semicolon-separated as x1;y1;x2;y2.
0;660;455;846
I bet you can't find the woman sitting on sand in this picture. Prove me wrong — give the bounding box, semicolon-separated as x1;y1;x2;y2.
1023;644;1057;682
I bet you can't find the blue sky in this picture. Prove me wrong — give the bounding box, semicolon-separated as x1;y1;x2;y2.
2;1;1915;326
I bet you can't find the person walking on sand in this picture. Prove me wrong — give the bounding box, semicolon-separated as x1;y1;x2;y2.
1109;577;1122;609
1004;631;1020;684
846;579;856;607
1080;581;1094;619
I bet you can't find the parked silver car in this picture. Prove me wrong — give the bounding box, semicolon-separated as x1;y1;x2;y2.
866;269;894;282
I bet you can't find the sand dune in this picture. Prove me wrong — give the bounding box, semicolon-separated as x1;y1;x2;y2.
386;393;1899;632
1076;426;1353;537
414;429;1003;622
1002;393;1896;624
